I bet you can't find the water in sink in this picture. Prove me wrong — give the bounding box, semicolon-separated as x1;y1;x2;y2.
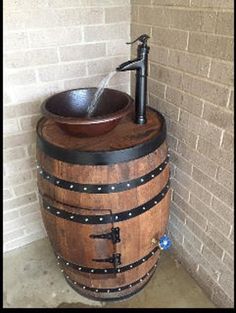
87;71;117;117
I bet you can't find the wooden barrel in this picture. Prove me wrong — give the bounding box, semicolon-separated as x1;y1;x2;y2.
36;107;171;301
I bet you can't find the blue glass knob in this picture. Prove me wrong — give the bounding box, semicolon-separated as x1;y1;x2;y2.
159;234;172;250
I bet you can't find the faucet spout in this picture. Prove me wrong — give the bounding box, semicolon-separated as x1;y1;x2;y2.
116;58;142;72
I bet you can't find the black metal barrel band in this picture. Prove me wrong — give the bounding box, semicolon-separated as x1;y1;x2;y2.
42;179;170;224
56;245;159;275
36;108;166;166
36;155;169;194
64;262;158;294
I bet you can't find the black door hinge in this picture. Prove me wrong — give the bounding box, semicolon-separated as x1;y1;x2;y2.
92;253;121;267
90;227;120;244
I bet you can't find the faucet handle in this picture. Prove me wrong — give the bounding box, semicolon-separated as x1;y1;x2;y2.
126;34;150;46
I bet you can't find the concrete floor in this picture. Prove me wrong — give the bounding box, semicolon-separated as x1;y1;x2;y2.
3;237;215;308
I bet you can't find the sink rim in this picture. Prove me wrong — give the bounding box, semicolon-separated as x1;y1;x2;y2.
41;87;134;125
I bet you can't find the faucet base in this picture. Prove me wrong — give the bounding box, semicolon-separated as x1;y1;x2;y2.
135;116;146;125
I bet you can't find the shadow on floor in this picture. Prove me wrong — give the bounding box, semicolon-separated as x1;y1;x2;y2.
4;237;215;308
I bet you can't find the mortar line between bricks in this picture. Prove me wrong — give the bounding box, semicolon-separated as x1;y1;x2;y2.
150;93;232;139
170;211;205;250
149;60;233;89
191;158;233;191
5;21;130;33
207;58;212;78
134;4;233;12
171;155;232;208
133;30;227;62
131;22;233;39
153;45;233;66
4;42;129;54
219;129;225;147
225;88;232;108
191;166;233;198
5;55;130;73
182;71;234;89
188;198;232;238
185;31;190;51
173;193;209;232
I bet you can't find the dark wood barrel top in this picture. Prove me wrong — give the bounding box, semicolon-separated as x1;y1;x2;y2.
36;107;166;165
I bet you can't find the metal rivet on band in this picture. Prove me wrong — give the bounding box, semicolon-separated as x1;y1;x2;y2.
98;187;102;191
40;171;43;174
111;186;115;190
107;290;110;293
36;165;40;169
141;178;144;182
66;276;69;279
47;176;50;179
152;252;155;255
129;284;132;288
91;269;94;273
130;265;133;268
117;269;120;272
140;279;143;282
83;286;86;289
57;256;60;259
127;183;130;187
96;289;98;292
56;180;60;184
61;269;64;272
151;174;155;178
74;282;77;285
159;167;162;171
147;272;150;276
78;267;81;270
57;262;60;265
154;264;157;267
104;269;107;273
66;262;69;266
70;185;74;189
118;288;121;291
142;259;145;262
83;187;87;191
42;180;169;226
47;206;50;209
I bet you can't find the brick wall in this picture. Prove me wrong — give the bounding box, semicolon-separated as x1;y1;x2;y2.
3;0;131;252
131;0;233;308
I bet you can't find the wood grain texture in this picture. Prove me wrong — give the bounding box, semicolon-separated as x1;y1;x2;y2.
38;109;162;151
36;108;170;300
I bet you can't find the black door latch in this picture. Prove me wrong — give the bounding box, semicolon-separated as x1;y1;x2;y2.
90;227;120;244
92;253;121;267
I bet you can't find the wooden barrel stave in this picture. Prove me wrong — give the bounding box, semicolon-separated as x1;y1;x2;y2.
63;254;158;289
38;172;169;213
40;191;170;268
37;142;168;185
36;107;170;300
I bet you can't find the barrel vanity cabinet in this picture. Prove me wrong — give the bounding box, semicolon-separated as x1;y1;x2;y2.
36;107;171;301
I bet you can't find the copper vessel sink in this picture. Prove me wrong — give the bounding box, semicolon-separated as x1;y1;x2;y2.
41;88;134;137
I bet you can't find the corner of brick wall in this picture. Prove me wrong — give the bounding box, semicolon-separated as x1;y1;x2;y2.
3;0;131;252
131;0;234;308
